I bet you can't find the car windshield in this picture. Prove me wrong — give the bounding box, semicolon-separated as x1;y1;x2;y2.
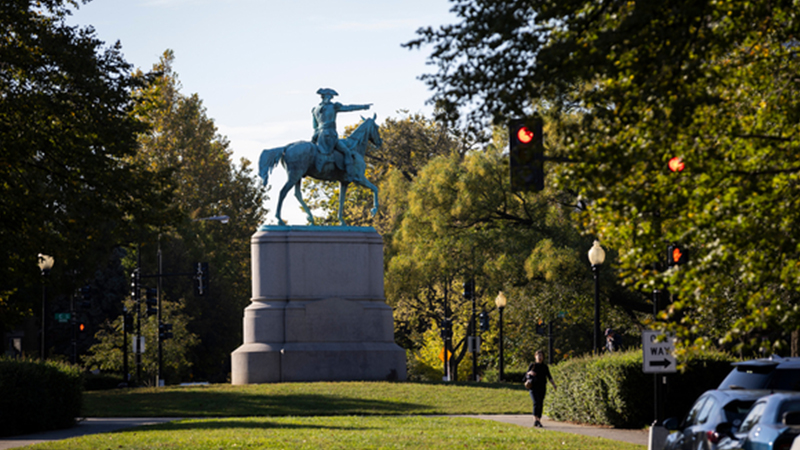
719;365;774;389
723;400;758;426
739;401;767;433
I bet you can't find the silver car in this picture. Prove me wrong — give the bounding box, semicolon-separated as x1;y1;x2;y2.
664;389;767;450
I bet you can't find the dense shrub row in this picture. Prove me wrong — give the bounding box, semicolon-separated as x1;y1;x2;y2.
0;358;83;437
84;373;125;391
546;350;735;428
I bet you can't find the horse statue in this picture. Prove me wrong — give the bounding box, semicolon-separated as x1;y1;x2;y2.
258;115;382;226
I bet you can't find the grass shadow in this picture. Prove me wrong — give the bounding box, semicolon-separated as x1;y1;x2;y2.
120;418;369;433
88;391;427;417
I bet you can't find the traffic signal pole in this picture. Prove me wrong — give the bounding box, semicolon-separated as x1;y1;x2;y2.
157;242;163;387
135;246;142;385
470;275;477;382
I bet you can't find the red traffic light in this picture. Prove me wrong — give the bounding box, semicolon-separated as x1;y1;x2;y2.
79;323;86;332
517;126;535;144
668;157;685;172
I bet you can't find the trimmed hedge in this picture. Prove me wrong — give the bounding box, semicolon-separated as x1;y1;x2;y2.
546;350;735;428
0;358;83;437
84;373;125;391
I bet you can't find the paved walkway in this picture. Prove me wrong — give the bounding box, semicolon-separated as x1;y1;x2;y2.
0;418;180;450
0;415;649;449
469;415;649;446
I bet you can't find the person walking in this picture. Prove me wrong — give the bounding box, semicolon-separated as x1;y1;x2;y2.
524;350;557;428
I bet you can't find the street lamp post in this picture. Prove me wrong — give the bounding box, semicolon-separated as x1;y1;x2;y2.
37;254;55;361
495;291;507;382
587;241;606;355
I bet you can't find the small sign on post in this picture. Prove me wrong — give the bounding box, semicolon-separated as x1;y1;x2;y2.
54;312;70;323
132;336;145;354
642;330;677;373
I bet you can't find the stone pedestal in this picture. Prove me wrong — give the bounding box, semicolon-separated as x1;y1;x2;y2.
231;226;407;384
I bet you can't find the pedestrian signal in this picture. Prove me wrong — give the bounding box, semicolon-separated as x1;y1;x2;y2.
667;243;687;266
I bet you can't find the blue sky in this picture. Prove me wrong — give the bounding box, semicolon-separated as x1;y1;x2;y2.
68;0;455;224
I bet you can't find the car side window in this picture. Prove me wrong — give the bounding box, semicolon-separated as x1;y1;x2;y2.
697;397;717;425
771;370;800;391
739;401;767;434
685;395;709;426
777;400;800;423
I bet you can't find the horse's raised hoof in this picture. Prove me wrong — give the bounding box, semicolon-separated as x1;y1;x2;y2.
370;208;378;217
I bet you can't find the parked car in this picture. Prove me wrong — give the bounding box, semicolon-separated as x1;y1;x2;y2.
664;389;767;450
716;393;800;450
718;357;800;391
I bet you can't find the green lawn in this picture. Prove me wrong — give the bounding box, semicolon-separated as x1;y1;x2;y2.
83;381;530;417
32;416;643;450
26;381;644;449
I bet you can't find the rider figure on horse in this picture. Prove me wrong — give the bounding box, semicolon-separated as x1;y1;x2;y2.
311;88;371;173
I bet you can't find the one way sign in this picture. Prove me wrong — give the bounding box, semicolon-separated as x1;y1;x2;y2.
643;330;677;373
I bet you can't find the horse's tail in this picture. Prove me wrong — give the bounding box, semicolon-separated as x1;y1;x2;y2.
258;146;286;187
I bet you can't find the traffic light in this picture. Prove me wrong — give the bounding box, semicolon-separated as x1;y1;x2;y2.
667;243;687;266
440;318;452;341
80;285;91;309
78;322;87;333
509;117;544;191
145;288;157;317
479;311;489;332
535;319;546;336
668;156;685;173
194;262;209;296
130;270;140;302
463;279;474;299
123;313;133;333
159;323;173;340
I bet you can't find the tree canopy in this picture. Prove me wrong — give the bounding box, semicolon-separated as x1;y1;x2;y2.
408;0;800;356
0;0;167;331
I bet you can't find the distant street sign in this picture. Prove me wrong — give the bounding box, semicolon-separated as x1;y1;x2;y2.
132;336;145;354
642;330;677;373
54;312;70;323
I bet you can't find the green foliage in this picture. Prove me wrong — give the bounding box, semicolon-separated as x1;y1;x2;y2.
409;0;800;358
0;358;83;436
126;50;267;380
548;350;735;427
82;297;199;385
0;0;168;331
387;133;644;369
405;320;475;382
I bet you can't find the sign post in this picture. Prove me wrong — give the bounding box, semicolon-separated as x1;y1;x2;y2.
643;330;676;450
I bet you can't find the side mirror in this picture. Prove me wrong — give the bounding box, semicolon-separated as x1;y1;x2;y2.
663;417;679;431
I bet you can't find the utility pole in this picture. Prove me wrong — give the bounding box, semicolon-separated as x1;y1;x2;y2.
135;245;142;385
470;275;477;382
157;241;163;387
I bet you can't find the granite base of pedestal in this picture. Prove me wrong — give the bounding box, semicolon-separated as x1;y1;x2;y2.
231;227;406;384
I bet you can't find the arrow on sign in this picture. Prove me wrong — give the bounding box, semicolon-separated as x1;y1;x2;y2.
649;359;672;369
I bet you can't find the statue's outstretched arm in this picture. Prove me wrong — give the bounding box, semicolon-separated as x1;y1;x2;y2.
336;103;372;112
